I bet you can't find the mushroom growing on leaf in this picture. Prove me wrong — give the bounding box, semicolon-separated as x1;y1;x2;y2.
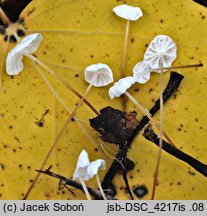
73;149;107;200
143;35;177;199
113;4;143;110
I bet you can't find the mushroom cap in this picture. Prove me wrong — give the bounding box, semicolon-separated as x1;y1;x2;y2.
87;159;106;178
6;33;43;75
73;149;106;181
133;61;151;84
113;4;143;21
73;149;90;181
84;63;113;87
109;76;135;99
144;35;177;72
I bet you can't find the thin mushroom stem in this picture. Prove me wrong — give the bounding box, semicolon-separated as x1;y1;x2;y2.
151;66;164;200
79;177;92;200
121;20;130;111
26;54;99;115
96;174;107;200
124;91;175;147
0;7;10;26
121;20;130;78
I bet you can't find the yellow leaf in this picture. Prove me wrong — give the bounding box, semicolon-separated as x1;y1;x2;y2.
0;0;207;200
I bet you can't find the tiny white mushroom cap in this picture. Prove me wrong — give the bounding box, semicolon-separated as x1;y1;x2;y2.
73;149;106;181
84;63;113;87
6;33;43;75
133;61;151;84
113;4;143;21
87;160;106;178
109;76;135;99
144;35;177;72
73;150;90;181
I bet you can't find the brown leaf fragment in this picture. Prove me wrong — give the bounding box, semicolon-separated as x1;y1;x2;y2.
89;106;138;145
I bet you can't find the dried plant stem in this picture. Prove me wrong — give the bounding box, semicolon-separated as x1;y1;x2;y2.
124;91;175;147
79;178;91;200
33;62;72;114
121;20;130;111
96;174;107;200
152;63;203;72
27;54;99;115
23;62;96;200
0;7;10;26
37;168;116;200
151;69;164;200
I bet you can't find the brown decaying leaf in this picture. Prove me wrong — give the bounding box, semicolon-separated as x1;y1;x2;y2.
90;106;138;145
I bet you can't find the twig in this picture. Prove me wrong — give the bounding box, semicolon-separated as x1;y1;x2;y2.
102;72;184;194
143;125;207;177
36;167;117;200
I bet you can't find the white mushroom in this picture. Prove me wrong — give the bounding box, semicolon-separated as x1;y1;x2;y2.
143;35;177;200
113;4;143;110
70;63;113;119
73;149;107;200
109;76;135;99
133;61;151;84
113;5;143;77
113;4;143;21
6;33;43;75
144;35;177;71
109;76;152;121
84;63;113;87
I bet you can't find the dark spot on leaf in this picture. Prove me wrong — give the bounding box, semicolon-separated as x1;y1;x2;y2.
0;163;5;170
4;35;8;41
133;185;148;198
9;35;17;43
17;29;25;37
188;170;196;176
14;136;20;143
134;88;139;92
